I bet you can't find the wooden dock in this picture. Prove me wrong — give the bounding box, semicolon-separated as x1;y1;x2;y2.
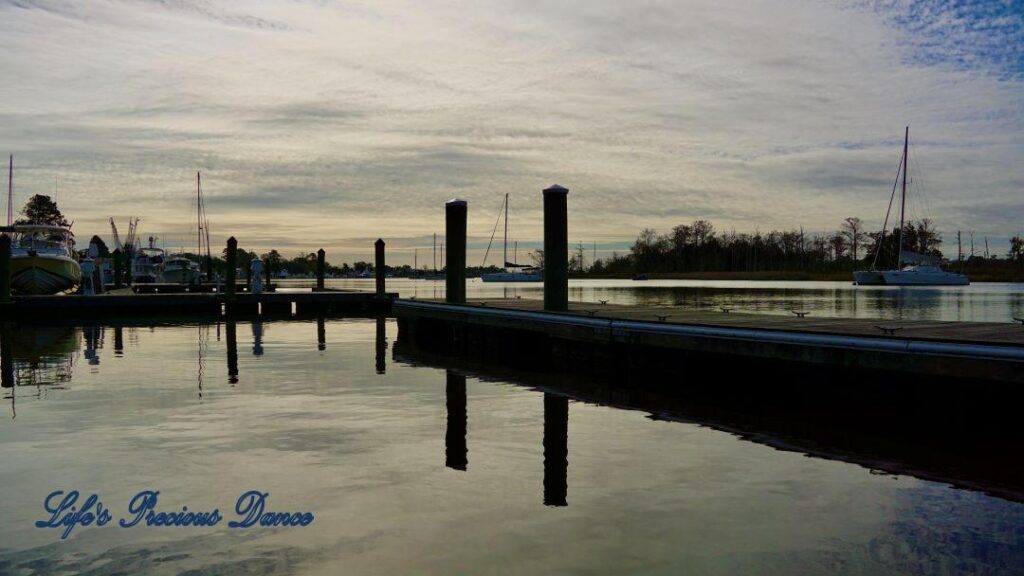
394;298;1024;383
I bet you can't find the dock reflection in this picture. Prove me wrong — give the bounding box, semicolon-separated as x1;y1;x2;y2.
394;340;1024;505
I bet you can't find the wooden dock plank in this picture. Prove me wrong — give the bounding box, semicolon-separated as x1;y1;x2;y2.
420;298;1024;347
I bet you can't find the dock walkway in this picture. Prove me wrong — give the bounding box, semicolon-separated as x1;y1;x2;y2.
394;298;1024;382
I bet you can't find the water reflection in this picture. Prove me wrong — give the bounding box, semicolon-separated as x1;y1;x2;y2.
252;319;264;356
445;370;467;471
317;315;326;351
317;278;1024;322
1;317;1023;574
376;317;387;374
225;319;238;384
543;393;569;507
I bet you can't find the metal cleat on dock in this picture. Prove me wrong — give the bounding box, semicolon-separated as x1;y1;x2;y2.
791;310;810;318
874;326;903;336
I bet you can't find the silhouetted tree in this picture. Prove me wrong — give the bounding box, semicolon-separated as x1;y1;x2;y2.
15;194;70;227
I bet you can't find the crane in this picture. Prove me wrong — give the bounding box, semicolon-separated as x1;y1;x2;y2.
109;217;123;251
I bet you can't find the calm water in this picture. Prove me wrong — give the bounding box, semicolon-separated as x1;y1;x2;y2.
293;278;1024;322
1;318;1023;575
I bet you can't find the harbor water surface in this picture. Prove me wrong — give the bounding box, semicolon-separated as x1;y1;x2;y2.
1;280;1023;574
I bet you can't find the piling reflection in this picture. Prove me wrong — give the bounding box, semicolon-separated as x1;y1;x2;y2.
252;319;264;356
445;370;467;471
543;393;569;507
83;325;103;366
393;339;1024;505
317;315;326;351
375;317;387;374
225;319;239;384
114;326;124;356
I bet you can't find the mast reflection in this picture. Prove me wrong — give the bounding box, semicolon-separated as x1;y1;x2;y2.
445;370;467;471
543;393;568;507
113;326;124;357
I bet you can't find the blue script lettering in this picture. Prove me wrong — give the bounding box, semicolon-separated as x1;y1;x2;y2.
35;490;111;540
120;490;222;528
229;490;314;528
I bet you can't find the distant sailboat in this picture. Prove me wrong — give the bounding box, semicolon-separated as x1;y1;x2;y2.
481;193;542;283
853;127;968;286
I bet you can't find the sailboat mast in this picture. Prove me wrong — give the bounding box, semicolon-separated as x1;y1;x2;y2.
197;171;202;256
896;126;908;269
7;155;12;227
433;233;437;273
503;193;508;267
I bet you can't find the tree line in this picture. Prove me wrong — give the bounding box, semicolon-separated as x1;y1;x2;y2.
588;218;1023;276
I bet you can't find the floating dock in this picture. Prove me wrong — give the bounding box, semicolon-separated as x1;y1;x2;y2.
394;298;1024;383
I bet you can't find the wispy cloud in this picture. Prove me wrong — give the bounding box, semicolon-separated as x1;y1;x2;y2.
1;0;1021;263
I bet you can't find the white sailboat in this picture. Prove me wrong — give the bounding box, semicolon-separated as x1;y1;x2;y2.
853;127;968;286
481;193;542;283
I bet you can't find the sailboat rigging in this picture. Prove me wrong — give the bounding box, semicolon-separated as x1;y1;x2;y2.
481;193;542;282
853;127;968;286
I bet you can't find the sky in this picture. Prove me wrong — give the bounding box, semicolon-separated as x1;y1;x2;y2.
1;0;1022;265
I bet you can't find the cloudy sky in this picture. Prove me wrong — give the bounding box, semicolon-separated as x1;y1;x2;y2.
1;0;1021;264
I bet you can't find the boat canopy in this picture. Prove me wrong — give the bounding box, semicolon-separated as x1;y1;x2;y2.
5;224;75;237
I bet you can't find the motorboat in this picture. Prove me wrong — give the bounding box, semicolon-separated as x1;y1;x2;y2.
7;224;82;294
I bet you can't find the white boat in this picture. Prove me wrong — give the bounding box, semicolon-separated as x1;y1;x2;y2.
132;238;165;284
8;224;82;295
481;193;543;283
853;127;968;286
159;255;202;284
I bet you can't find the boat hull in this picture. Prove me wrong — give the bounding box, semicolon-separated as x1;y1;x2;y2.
159;267;202;285
10;255;82;295
853;270;969;286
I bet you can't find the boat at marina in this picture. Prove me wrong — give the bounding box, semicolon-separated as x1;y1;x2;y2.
159;255;202;284
7;224;82;295
131;238;165;284
481;193;543;283
853;127;968;286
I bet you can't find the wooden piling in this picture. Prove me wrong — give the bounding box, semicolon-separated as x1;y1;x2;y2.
543;184;569;312
445;199;467;304
112;249;123;289
316;248;325;290
375;239;386;297
225;237;238;298
0;234;10;304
